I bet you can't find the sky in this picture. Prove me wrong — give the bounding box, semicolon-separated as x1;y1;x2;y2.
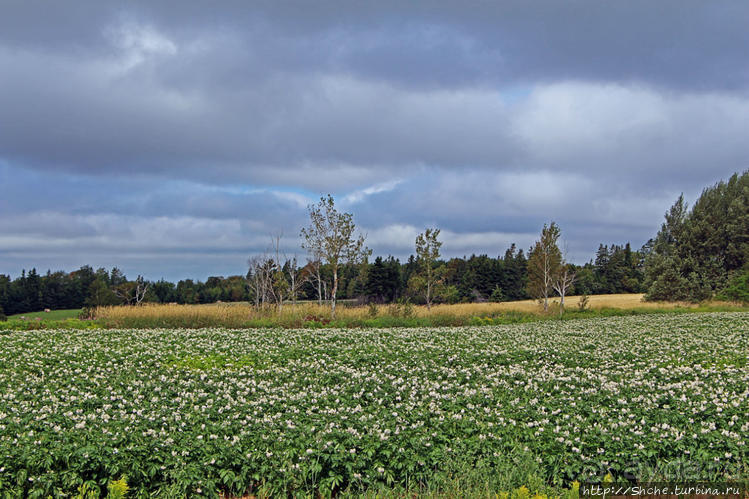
1;1;748;282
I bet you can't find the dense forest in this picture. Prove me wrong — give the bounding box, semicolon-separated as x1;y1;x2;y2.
1;171;747;317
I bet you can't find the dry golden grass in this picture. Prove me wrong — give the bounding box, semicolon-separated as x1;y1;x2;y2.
96;301;364;323
423;293;697;317
94;293;734;326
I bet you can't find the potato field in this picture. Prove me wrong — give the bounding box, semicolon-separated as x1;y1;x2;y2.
1;313;747;497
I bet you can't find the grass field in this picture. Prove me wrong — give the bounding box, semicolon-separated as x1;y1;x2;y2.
90;293;748;329
2;295;746;331
1;312;747;497
7;308;81;320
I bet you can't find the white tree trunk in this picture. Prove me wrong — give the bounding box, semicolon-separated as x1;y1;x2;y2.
331;267;338;319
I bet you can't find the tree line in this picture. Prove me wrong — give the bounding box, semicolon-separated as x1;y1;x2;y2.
1;171;746;319
0;240;646;318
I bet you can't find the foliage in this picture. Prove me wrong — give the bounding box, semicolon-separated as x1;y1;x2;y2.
414;228;443;309
72;476;129;499
581;243;645;295
527;222;562;312
0;267;253;317
645;171;749;301
107;476;130;498
367;302;379;318
1;314;748;496
717;267;749;303
437;284;461;304
301;195;371;318
1;245;649;318
363;256;401;303
386;299;415;318
0;305;5;322
73;483;99;499
490;285;504;303
577;294;590;311
86;278;121;307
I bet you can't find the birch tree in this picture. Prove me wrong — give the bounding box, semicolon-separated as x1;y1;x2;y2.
415;228;442;310
300;195;370;318
552;263;576;316
527;222;562;312
268;233;289;312
112;275;150;306
307;254;325;305
286;256;309;306
248;234;310;312
247;255;273;308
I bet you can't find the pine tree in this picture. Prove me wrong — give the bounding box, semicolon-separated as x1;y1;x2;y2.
644;171;748;301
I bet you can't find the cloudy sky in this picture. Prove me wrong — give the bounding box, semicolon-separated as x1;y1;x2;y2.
1;1;747;281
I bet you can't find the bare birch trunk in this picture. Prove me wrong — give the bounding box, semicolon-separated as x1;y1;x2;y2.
331;267;338;319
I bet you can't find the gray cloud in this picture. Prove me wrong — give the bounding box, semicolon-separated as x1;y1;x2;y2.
1;1;747;279
3;1;748;90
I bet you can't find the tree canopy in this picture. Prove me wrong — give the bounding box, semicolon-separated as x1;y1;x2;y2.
300;195;370;317
645;171;749;302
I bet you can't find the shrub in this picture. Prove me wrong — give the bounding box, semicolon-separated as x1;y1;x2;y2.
367;302;379;318
577;294;590;311
717;268;749;303
645;262;710;302
490;285;505;303
0;305;6;322
78;307;95;320
387;299;414;318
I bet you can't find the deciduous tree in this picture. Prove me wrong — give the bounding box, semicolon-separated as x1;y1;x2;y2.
552;263;576;316
527;222;562;312
300;195;370;318
414;228;442;310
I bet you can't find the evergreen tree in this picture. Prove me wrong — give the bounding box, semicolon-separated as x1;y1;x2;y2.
645;171;748;301
365;257;390;303
85;278;121;307
717;266;749;303
384;256;402;302
0;275;9;315
500;245;527;301
24;269;43;311
152;280;177;303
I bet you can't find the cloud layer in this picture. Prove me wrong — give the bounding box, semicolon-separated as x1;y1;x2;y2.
1;1;747;280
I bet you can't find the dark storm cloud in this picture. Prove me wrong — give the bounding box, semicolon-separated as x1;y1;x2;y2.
1;1;748;279
3;1;748;90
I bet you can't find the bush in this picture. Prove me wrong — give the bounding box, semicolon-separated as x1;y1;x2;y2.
78;307;95;320
0;305;6;322
717;268;749;303
367;302;379;318
439;284;461;304
577;294;590;311
387;299;414;318
645;262;710;302
490;285;505;303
